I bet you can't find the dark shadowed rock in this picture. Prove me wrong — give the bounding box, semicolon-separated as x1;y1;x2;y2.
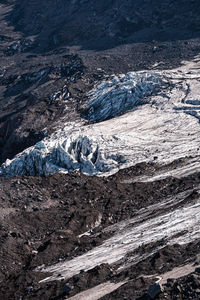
147;283;163;299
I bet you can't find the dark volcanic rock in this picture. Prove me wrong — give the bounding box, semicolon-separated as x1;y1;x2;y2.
8;0;200;51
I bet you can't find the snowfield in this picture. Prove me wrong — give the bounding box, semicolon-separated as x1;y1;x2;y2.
1;57;200;177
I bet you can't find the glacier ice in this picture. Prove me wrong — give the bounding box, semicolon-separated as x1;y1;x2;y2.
0;136;112;177
86;72;165;122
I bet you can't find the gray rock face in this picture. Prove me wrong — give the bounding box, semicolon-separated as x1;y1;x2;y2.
5;38;33;56
86;72;165;122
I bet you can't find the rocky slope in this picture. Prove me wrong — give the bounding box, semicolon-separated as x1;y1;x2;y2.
0;1;200;300
0;163;200;299
9;0;200;50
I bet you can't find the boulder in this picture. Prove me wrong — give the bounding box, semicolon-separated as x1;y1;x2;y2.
147;283;163;299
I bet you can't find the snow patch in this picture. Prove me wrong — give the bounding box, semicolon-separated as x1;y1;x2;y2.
67;281;127;300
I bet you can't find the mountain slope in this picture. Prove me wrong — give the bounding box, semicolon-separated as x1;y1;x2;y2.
0;1;200;300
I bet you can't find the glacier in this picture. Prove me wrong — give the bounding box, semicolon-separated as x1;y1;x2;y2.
1;57;200;177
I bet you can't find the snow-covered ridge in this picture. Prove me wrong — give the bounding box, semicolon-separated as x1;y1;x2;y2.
1;57;200;178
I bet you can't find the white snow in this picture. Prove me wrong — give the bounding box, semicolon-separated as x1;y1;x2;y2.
159;264;200;285
67;281;127;300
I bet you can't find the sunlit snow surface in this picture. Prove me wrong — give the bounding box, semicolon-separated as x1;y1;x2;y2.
1;57;200;177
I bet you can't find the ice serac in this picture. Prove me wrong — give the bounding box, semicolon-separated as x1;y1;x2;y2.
0;136;112;177
86;72;165;122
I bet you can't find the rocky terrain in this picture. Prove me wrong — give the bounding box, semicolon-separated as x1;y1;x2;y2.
0;1;200;299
